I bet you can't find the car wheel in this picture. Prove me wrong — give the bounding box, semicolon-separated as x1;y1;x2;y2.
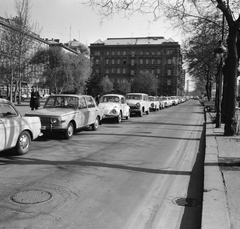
92;117;99;130
15;131;31;155
126;110;130;120
64;122;74;139
116;114;122;123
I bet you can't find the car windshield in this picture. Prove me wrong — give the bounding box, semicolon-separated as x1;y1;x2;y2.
44;96;78;108
100;96;120;103
0;103;18;118
126;95;142;100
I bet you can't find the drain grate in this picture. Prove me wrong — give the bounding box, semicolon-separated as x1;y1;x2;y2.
10;189;52;204
172;197;199;207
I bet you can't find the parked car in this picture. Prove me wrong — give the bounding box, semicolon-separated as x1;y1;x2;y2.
98;94;130;123
148;96;159;111
126;93;151;117
25;94;102;139
0;98;42;155
157;97;165;110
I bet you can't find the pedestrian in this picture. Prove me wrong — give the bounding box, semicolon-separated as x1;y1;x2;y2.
30;86;40;110
95;94;100;105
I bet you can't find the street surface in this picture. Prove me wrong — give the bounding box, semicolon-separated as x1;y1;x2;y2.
0;100;204;229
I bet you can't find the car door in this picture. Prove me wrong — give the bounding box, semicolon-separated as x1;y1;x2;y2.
0;103;20;151
76;96;89;127
85;96;98;125
121;97;128;117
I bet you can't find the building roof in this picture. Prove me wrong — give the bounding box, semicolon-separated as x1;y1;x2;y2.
91;36;178;46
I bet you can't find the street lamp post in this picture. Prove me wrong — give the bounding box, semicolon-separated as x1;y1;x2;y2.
214;40;227;128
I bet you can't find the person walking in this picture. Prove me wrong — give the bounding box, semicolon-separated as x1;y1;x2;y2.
30;86;40;110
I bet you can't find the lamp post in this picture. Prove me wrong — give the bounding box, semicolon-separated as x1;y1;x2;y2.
214;40;227;128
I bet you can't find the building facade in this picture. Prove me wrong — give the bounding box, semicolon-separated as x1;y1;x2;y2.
89;36;184;96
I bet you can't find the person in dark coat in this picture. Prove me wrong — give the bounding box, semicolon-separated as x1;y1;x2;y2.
30;86;40;110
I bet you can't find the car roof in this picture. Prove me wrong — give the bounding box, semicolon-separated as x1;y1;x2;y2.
126;93;148;95
48;94;91;98
101;94;124;97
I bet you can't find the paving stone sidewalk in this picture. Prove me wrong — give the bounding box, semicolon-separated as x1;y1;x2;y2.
202;112;240;229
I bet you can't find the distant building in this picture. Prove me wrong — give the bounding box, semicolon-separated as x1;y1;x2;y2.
89;36;184;95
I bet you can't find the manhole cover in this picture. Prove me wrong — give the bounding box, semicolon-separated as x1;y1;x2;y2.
172;197;199;207
10;189;52;204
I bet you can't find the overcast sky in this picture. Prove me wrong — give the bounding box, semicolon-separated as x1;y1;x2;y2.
0;0;183;45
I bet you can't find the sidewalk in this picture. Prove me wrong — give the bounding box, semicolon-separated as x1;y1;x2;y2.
202;112;240;229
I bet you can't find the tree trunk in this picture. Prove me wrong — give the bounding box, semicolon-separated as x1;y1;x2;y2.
224;25;238;136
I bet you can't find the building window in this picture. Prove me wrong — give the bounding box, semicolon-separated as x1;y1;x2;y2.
151;59;155;64
123;50;126;55
111;68;114;73
117;59;121;64
106;59;110;65
151;68;155;74
112;51;115;55
157;68;161;74
123;68;126;74
123;58;127;65
95;51;100;56
131;51;135;57
157;50;161;55
167;58;172;64
106;69;109;74
131;59;134;66
167;78;171;85
106;51;110;55
152;50;155;55
95;59;99;65
140;51;143;55
167;49;173;55
111;59;115;65
117;68;120;74
146;59;149;64
117;51;121;55
146;50;149;55
157;59;161;65
167;69;172;76
130;70;135;75
140;59;143;65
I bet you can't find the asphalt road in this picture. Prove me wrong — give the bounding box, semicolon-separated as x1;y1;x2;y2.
0;100;205;229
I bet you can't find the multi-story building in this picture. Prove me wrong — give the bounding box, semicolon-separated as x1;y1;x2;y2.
89;36;184;96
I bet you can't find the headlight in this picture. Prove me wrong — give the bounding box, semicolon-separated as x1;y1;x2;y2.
51;117;62;124
110;109;117;114
136;102;140;108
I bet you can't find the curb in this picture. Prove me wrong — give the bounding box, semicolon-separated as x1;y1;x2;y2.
201;120;230;229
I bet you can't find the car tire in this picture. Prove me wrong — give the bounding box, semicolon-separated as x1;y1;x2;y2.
126;110;130;120
64;122;74;139
116;114;122;123
92;117;99;130
15;131;31;155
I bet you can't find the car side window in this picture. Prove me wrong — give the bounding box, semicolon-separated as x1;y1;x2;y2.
121;97;125;104
86;96;95;108
79;97;87;109
0;104;18;118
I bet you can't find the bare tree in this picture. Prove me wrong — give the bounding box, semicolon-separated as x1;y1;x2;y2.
0;0;39;103
85;0;240;136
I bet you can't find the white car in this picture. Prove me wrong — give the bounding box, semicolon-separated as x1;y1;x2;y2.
149;96;159;111
126;93;151;117
98;94;130;123
0;98;42;155
25;94;102;139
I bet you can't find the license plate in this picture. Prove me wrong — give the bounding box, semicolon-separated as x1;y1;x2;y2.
41;126;46;130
